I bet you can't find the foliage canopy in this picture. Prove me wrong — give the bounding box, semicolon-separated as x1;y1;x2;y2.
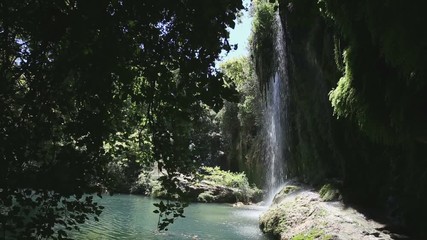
0;0;244;237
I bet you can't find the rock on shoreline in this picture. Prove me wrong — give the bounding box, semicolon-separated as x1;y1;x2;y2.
259;184;403;240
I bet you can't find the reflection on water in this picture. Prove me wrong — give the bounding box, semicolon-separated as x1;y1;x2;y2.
71;195;271;240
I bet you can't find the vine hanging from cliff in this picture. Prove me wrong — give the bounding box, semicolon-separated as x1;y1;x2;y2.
250;0;278;94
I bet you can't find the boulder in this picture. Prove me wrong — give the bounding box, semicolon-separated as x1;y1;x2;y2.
260;185;398;240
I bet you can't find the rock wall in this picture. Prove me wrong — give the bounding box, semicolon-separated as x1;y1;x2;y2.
251;0;427;236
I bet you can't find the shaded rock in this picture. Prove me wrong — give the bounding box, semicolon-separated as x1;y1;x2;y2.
177;177;256;203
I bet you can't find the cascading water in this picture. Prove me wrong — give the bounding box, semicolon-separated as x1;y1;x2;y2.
264;72;285;203
264;12;289;203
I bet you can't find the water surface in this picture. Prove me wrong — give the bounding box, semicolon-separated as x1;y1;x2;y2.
72;195;271;240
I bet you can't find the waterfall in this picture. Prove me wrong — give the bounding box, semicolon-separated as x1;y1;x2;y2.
264;12;289;203
264;72;285;202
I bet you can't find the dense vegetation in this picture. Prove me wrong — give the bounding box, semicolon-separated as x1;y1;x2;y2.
0;0;244;237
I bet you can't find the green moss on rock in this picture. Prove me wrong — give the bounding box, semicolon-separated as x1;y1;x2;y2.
291;228;333;240
319;183;341;202
259;205;289;236
272;185;301;204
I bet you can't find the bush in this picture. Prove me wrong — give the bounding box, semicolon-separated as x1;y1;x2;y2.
201;166;248;188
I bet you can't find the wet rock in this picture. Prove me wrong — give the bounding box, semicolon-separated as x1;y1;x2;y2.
272;184;301;204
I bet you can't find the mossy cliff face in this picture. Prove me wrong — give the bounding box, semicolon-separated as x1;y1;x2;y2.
218;57;267;187
250;0;427;236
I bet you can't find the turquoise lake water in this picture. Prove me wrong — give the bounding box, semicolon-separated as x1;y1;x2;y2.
71;194;272;240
